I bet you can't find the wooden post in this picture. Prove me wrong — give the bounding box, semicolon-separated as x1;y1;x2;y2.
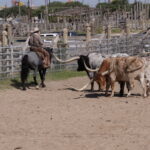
7;24;12;45
2;24;8;47
106;24;111;39
63;27;68;44
86;23;91;42
125;21;130;36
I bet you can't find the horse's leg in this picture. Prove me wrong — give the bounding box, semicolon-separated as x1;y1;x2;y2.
33;68;39;89
22;79;26;90
21;55;29;90
39;69;46;88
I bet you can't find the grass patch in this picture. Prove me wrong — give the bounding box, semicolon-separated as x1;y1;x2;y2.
0;70;86;90
0;79;14;90
111;28;122;34
47;70;86;80
96;26;104;34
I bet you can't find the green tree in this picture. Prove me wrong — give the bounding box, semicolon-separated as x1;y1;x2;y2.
96;0;130;12
0;6;29;18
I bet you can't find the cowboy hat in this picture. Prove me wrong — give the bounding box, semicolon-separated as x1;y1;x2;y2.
32;27;40;33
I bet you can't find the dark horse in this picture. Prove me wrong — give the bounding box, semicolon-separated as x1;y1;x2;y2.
21;47;53;90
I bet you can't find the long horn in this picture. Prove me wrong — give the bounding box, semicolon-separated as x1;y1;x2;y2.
68;79;93;91
101;67;113;76
83;61;99;72
53;53;80;63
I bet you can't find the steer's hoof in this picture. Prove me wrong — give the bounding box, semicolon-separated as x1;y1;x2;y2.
105;93;109;97
126;93;131;97
110;95;114;97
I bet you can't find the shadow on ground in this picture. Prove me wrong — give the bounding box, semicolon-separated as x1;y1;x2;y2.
10;79;37;90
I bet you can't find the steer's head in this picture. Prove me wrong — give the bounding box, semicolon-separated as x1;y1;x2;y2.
95;59;111;90
77;55;90;71
95;73;106;90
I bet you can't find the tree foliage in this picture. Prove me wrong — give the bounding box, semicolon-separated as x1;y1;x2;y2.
96;0;130;12
0;0;149;19
0;1;89;18
0;6;29;18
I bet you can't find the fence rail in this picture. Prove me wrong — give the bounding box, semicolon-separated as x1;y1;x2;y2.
0;34;149;79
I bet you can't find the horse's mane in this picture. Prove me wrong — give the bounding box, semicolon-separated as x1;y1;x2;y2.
44;47;53;55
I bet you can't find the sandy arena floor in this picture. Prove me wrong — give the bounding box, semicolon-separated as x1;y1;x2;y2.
0;76;150;150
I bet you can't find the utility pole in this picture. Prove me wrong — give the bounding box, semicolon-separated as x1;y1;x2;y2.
27;0;30;20
45;0;49;29
19;0;21;17
27;0;32;32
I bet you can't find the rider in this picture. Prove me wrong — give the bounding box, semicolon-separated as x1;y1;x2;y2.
28;27;50;68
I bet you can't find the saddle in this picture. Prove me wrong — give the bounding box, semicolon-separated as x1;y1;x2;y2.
30;46;45;60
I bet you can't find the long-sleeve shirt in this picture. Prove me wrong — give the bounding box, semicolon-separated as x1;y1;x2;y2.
28;33;43;47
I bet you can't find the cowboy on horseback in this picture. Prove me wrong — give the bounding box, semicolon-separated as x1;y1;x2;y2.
28;27;50;68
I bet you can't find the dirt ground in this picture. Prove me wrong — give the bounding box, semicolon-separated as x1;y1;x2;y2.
0;76;150;150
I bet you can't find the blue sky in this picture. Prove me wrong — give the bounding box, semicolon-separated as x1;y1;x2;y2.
0;0;148;7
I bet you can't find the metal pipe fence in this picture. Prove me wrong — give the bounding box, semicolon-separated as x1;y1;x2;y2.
0;34;149;79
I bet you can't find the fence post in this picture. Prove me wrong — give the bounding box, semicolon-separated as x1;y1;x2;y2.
7;24;12;45
105;24;111;39
10;46;14;77
86;23;91;42
125;21;130;36
63;27;68;44
2;25;8;47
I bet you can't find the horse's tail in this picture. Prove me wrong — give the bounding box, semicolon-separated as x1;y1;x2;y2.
21;55;29;83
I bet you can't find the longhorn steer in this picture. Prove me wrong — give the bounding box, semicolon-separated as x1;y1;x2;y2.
77;53;105;91
95;56;147;97
144;58;150;96
53;52;129;95
53;52;104;91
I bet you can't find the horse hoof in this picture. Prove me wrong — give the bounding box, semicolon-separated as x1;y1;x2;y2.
40;83;46;88
36;85;39;89
42;85;46;88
